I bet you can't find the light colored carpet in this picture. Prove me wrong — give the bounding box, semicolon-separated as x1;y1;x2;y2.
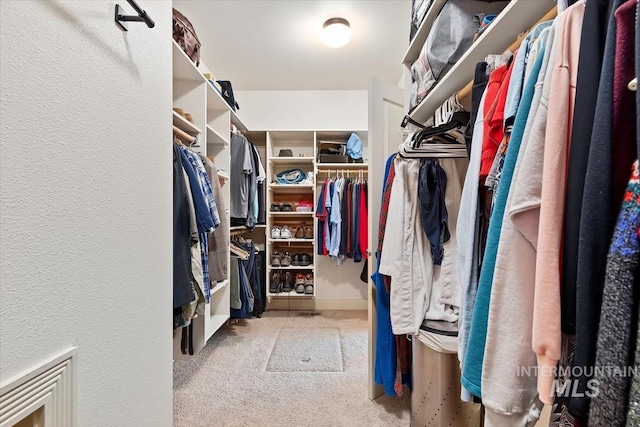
266;327;343;372
173;310;410;427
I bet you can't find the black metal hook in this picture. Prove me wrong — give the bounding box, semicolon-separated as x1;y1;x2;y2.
115;0;155;31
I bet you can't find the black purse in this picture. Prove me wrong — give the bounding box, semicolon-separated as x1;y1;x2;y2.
216;80;239;111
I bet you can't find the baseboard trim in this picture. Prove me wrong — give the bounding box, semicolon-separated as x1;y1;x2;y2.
267;298;368;311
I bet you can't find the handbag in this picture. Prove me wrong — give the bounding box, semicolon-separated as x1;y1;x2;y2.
173;8;201;66
275;169;305;185
217;80;240;112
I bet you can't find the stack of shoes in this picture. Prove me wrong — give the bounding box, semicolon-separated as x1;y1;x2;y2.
270;271;295;294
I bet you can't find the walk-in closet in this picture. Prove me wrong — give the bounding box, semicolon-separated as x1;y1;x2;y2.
0;0;638;426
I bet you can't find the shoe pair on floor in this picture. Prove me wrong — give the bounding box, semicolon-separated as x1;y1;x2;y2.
271;251;312;267
271;225;313;240
270;272;313;294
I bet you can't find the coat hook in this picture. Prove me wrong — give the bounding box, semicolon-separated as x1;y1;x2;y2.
115;0;155;31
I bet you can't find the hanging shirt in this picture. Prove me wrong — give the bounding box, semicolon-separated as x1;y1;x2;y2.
315;180;329;255
179;149;215;233
180;146;219;230
359;182;368;260
325;180;334;254
329;178;343;258
340;178;351;257
230;133;254;219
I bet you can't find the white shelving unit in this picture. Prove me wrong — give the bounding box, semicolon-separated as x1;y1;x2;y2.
172;38;253;359
404;0;556;123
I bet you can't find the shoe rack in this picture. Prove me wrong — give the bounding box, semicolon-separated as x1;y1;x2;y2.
266;131;317;299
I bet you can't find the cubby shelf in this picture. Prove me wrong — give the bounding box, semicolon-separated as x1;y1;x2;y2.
173;111;202;135
268;211;314;216
206;124;228;146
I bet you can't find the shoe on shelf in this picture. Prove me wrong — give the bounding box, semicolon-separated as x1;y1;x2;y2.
271;251;281;267
281;251;292;267
295;226;304;239
269;272;281;293
295;273;306;294
292;253;302;266
270;202;282;212
300;253;312;267
296;200;313;212
271;225;281;239
303;226;313;239
282;271;293;292
282;203;292;212
280;225;292;239
304;273;314;295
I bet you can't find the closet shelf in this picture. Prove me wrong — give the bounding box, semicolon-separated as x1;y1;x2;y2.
269;211;314;216
268;238;314;244
230;109;248;132
268;184;314;192
316;163;368;169
172;40;206;82
401;0;448;64
206;82;228;112
268;157;314;164
210;279;230;297
268;291;315;298
207;124;228;146
173;111;202;135
408;0;556;124
229;225;266;232
268;265;314;271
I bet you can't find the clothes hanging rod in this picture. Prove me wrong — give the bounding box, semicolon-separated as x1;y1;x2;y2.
115;0;155;31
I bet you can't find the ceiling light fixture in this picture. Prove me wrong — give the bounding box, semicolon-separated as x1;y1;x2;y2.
322;18;351;48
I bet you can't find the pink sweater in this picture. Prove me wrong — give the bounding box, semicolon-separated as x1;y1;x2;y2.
534;1;585;404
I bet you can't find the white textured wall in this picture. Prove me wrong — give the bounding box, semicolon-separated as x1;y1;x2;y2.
235;90;368;130
0;1;172;426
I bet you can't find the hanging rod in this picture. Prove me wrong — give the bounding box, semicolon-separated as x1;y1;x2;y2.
115;0;155;31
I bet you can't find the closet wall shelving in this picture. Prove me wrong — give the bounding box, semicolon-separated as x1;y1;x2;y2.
402;0;556;123
172;39;253;358
263;130;369;307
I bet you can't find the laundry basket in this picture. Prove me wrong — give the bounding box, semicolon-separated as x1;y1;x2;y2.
411;320;482;427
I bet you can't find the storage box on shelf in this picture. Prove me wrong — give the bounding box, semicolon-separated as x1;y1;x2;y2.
404;0;556;123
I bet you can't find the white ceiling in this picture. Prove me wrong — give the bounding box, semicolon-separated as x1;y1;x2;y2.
173;0;410;90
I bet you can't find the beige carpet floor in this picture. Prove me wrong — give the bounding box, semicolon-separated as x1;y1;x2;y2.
173;310;410;427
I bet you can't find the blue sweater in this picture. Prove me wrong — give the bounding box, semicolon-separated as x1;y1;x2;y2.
461;45;546;398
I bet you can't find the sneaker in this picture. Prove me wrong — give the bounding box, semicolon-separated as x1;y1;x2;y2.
271;251;281;267
303;226;313;239
270;272;281;293
282;203;292;212
296;200;313;212
295;273;306;294
292;253;302;266
290;226;299;239
271;226;281;239
300;253;312;267
282;272;293;292
281;251;292;267
295;227;304;239
304;273;314;295
280;225;292;239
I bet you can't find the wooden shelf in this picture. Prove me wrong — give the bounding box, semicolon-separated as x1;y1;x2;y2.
316;163;368;169
401;0;448;64
268;184;314;192
230;109;248;132
210;279;229;297
268;157;314;164
268;239;314;244
268;291;315;298
269;211;314;216
172;40;206;82
173;111;201;135
268;265;314;270
409;0;556;123
207;124;228;146
230;225;267;232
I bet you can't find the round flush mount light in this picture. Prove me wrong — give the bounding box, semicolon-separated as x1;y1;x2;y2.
322;18;351;48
